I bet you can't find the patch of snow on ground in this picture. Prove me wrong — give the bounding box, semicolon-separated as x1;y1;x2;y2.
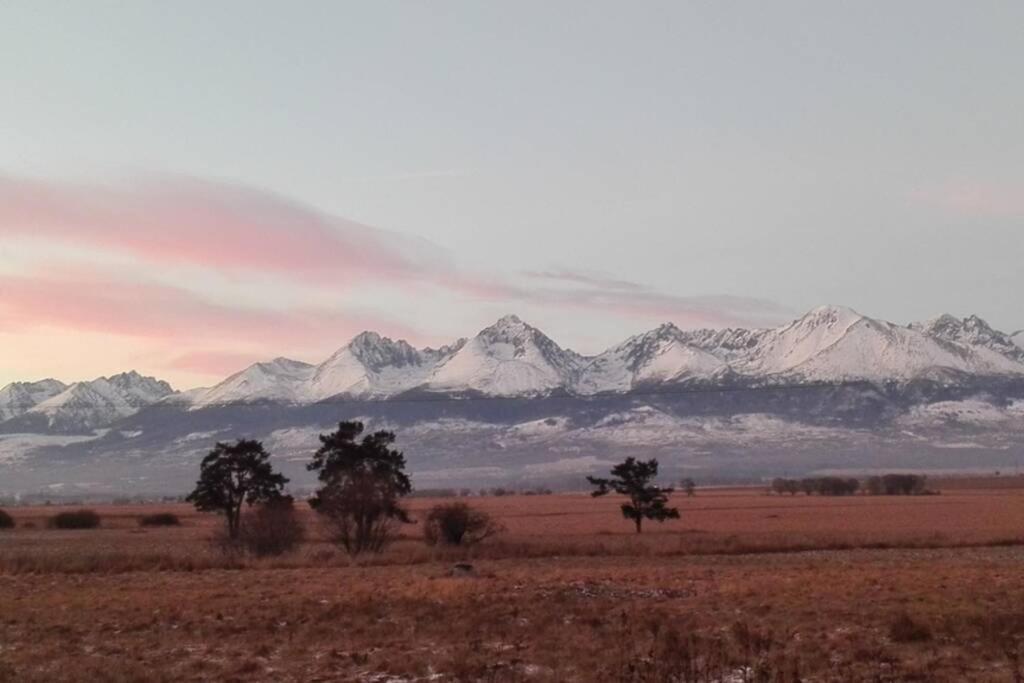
523;455;614;474
264;427;323;453
0;433;102;464
414;466;508;482
899;399;1012;426
174;430;227;444
508;416;570;436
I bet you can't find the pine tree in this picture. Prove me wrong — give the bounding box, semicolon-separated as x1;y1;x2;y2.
186;439;288;539
587;457;679;533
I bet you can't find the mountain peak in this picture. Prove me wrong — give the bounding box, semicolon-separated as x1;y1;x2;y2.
802;304;864;323
483;314;531;335
350;330;383;345
653;322;682;337
344;331;421;369
0;379;70;421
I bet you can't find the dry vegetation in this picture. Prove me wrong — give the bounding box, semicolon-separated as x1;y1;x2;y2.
2;478;1024;681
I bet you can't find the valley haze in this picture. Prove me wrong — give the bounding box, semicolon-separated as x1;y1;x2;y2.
2;305;1023;497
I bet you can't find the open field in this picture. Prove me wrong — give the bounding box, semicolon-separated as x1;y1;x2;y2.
3;480;1024;681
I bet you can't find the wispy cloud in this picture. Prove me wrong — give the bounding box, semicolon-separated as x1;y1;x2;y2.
0;174;450;286
524;268;791;328
0;173;791;385
525;269;647;292
0;266;419;374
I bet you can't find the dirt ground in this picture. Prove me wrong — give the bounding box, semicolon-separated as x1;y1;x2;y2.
2;480;1024;681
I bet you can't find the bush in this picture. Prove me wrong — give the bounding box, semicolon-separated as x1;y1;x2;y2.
138;512;181;527
423;502;504;547
0;508;13;530
241;499;305;557
889;612;932;643
771;477;859;496
48;509;101;529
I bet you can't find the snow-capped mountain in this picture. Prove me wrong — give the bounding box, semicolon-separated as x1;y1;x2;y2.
17;372;174;431
575;323;725;394
913;314;1024;364
173;307;1024;407
309;332;462;400
0;379;68;421
3;306;1024;494
3;307;1023;438
719;305;1024;382
424;315;582;396
192;358;315;407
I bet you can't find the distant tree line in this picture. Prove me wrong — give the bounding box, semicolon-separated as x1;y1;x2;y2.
865;474;930;496
770;474;931;496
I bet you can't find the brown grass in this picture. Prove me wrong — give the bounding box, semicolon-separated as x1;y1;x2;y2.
2;482;1024;680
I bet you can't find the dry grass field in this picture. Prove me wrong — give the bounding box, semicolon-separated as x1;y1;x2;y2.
3;479;1024;681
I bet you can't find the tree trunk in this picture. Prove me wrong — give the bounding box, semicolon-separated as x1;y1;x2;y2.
227;505;241;539
634;517;642;534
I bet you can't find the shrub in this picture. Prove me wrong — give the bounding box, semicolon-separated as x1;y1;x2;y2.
138;512;181;527
241;498;305;557
889;612;932;643
0;508;13;530
48;509;101;529
423;502;504;546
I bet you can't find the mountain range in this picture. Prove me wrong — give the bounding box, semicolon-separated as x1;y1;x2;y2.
2;306;1024;496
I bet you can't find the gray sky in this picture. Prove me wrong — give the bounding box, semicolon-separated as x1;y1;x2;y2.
1;1;1022;387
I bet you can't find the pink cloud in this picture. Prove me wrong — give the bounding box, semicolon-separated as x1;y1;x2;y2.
911;181;1024;218
0;174;447;285
0;173;795;387
163;350;275;377
0;268;419;357
0;173;788;329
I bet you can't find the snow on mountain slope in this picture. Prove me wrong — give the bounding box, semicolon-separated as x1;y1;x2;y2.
193;358;315;407
425;315;583;396
732;306;1024;381
107;371;176;406
179;309;1024;406
309;332;462;399
16;308;1019;424
575;323;724;394
898;399;1019;427
914;314;1024;364
675;326;768;361
735;305;868;377
0;432;102;465
0;379;67;421
29;372;174;429
159;386;209;406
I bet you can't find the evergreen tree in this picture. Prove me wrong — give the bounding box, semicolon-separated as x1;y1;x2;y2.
587;457;679;533
308;421;412;555
186;439;288;539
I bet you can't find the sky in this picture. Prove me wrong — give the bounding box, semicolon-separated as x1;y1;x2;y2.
1;1;1022;390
